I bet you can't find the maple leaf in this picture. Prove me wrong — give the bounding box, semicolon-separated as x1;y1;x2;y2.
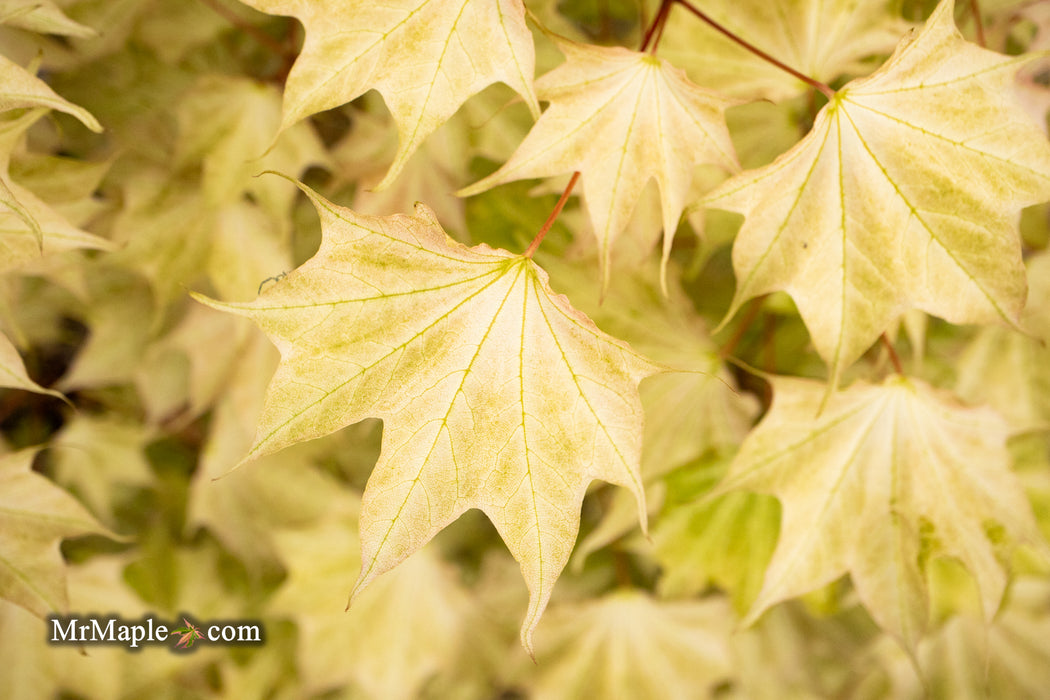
654;0;909;101
460;38;739;290
174;75;329;218
187;327;346;571
702;0;1050;382
956;250;1050;432
49;415;155;525
0;449;114;618
0;329;64;399
713;375;1046;651
0;556;211;699
196;184;658;652
0;110;111;271
0;0;95;37
526;591;735;699
538;256;758;566
0;53;101;130
653;455;780;613
269;494;493;699
239;0;539;189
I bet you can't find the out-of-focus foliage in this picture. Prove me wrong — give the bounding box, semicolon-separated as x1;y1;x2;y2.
1;0;1049;697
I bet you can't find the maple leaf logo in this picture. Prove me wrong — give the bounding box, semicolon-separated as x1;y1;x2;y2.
170;618;203;650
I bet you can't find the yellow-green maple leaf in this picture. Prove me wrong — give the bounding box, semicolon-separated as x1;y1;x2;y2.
956;250;1050;432
0;556;210;700
539;256;758;567
702;0;1050;383
898;577;1050;698
653;465;780;613
525;591;735;700
49;415;155;526
0;449;113;618
714;375;1046;651
187;327;345;571
269;494;493;699
239;0;539;190
654;0;909;101
196;185;658;652
0;329;63;399
0;53;100;129
0;110;111;271
0;0;95;37
174;75;329;218
460;38;739;289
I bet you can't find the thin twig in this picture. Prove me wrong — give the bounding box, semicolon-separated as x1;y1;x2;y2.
674;0;836;99
197;0;289;58
880;333;904;375
613;549;634;587
640;0;674;52
524;172;580;258
763;313;777;373
719;296;766;359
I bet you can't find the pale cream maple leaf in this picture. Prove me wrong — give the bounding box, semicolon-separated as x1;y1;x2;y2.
239;0;539;190
702;0;1050;384
714;375;1046;651
460;38;739;290
195;184;658;652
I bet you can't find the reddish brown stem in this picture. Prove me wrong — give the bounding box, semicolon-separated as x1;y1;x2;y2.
969;0;986;47
524;172;580;258
197;0;289;58
641;0;674;53
719;296;766;359
674;0;836;99
880;333;904;375
612;549;634;586
763;313;777;374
